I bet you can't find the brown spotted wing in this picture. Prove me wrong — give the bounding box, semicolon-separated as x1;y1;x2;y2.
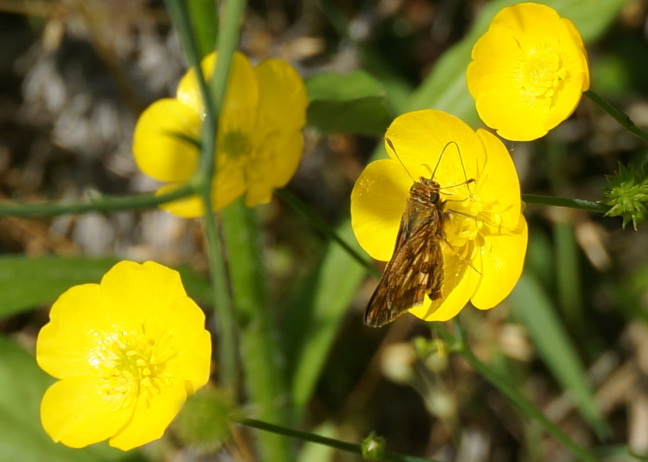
364;176;447;327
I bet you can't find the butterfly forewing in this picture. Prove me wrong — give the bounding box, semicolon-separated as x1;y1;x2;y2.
364;178;447;327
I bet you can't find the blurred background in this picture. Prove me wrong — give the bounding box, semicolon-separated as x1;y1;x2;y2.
1;0;648;461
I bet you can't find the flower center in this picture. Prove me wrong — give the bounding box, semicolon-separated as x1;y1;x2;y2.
446;191;505;250
220;130;250;160
90;327;175;411
515;47;567;110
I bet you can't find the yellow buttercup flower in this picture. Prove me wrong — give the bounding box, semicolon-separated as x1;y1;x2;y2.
36;261;212;450
351;110;527;322
466;3;589;141
133;52;307;217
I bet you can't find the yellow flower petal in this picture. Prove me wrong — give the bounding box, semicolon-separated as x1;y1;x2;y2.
176;53;215;114
384;110;485;187
37;284;104;378
255;59;307;129
109;381;188;451
133;99;201;182
157;184;205;218
37;260;212;450
472;217;528;309
99;261;187;325
150;296;212;390
467;3;589;141
41;377;133;448
350;158;412;261
217;52;259;138
212;164;247;210
473;129;522;227
244;131;304;207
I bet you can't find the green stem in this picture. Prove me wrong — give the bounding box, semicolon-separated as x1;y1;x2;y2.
0;184;195;217
275;189;379;278
436;324;598;462
163;0;240;391
222;200;292;461
585;90;648;143
522;194;609;213
238;418;439;462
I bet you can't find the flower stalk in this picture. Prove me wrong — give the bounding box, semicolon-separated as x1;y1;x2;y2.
436;323;598;462
238;417;438;462
585;90;648;144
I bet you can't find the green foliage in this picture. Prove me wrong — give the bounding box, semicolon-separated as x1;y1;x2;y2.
0;257;119;318
306;70;392;135
0;256;212;319
0;336;138;462
510;274;609;438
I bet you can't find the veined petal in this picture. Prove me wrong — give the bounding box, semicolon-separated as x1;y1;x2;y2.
37;284;104;378
218;52;259;138
351;158;412;261
385;110;486;189
133;99;201;182
41;377;133;448
474;129;522;228
255;59;307;129
472;216;528;309
152;296;212;390
99;261;188;327
212;163;247;210
109;381;187;451
244;131;304;207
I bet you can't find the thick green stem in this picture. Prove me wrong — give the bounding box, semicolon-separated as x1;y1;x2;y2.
585;90;648;143
223;200;292;461
436;324;598;462
163;0;241;391
238;418;439;462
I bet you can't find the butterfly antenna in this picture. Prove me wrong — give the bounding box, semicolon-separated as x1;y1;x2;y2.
385;138;416;182
429;141;459;178
430;141;475;197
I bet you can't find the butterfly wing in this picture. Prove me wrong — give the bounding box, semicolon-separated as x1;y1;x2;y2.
364;198;445;327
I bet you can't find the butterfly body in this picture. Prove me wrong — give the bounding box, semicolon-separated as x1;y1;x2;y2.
364;177;447;327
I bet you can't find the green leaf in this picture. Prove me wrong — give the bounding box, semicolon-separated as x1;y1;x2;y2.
0;256;212;319
0;336;138;462
0;256;119;318
283;220;367;417
306;71;392;135
509;274;610;438
186;0;218;58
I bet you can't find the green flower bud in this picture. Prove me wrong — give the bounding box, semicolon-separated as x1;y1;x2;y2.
361;432;386;460
602;163;648;230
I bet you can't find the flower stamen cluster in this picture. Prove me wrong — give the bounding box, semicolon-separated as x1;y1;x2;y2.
515;46;567;110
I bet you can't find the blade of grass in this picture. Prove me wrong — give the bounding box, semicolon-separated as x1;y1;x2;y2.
509;273;609;438
283;219;368;418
